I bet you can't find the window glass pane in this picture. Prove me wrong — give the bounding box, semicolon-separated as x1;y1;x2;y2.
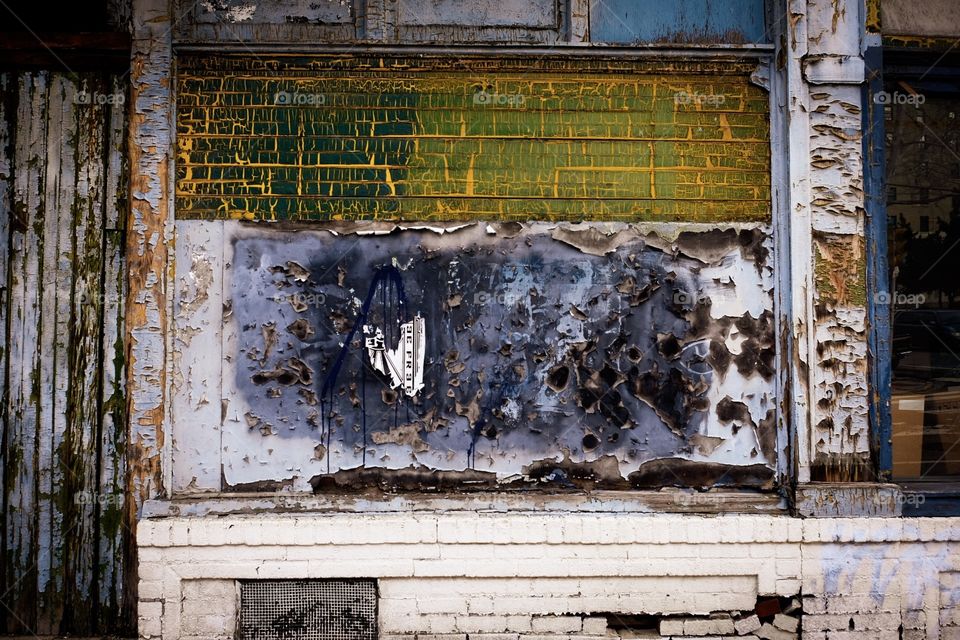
888;75;960;479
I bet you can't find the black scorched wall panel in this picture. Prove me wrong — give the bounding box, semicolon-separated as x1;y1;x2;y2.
172;219;777;494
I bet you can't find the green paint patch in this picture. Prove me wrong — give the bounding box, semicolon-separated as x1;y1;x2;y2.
176;55;771;222
815;236;867;308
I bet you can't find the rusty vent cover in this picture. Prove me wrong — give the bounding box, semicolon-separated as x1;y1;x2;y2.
239;579;377;640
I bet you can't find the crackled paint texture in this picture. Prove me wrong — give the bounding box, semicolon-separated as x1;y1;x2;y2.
175;56;770;223
169;222;780;492
128;0;171;501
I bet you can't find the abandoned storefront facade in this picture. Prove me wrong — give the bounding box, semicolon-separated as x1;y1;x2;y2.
2;0;960;638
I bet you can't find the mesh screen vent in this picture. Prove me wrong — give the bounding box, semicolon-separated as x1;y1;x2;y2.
239;579;377;640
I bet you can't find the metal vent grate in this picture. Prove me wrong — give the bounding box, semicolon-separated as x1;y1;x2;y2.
239;579;377;640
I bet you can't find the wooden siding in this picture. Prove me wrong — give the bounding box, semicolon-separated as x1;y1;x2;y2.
0;70;133;636
175;55;771;222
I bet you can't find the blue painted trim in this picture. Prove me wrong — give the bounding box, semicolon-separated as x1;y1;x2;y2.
588;0;770;44
863;43;893;480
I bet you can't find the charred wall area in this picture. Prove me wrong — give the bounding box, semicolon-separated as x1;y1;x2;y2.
221;222;776;492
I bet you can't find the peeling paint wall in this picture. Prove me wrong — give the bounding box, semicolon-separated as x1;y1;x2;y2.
794;0;872;481
118;0;945;638
165;2;787;494
173;221;775;492
0;71;132;635
159;2;871;490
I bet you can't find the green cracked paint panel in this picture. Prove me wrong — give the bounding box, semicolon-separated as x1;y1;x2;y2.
175;55;771;222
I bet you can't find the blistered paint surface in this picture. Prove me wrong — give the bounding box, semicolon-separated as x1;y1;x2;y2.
799;1;871;480
187;221;779;492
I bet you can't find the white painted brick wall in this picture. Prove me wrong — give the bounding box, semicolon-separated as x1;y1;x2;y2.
137;514;960;640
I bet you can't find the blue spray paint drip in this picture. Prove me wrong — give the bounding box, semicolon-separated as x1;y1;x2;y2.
319;265;410;473
466;417;486;470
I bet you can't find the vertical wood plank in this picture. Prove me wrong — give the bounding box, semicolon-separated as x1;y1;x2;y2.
98;71;132;634
568;0;589;42
37;71;75;635
0;70;13;637
4;71;47;634
64;72;108;633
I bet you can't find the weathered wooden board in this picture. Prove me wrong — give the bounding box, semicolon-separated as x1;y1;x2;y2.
0;70;132;636
396;0;558;28
174;0;360;43
170;0;771;45
882;0;960;39
6;71;45;632
175;55;771;222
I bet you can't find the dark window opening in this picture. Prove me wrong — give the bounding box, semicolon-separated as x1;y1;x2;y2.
886;54;960;481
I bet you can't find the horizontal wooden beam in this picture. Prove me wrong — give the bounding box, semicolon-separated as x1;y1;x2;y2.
0;33;130;71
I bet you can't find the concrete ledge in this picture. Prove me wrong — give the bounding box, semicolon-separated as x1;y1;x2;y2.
143;490;787;519
793;483;904;518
